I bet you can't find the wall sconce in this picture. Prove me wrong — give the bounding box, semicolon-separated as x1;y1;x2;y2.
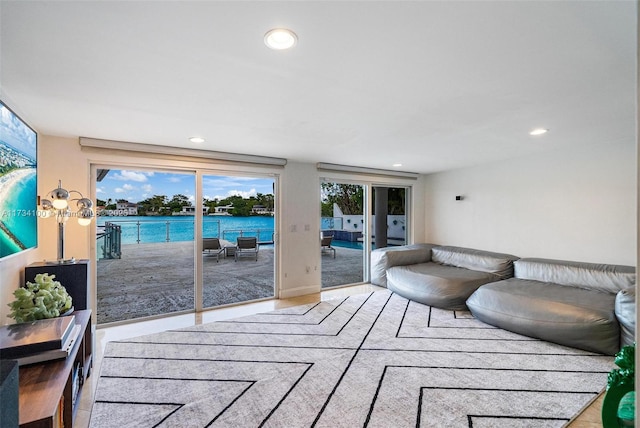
40;180;94;263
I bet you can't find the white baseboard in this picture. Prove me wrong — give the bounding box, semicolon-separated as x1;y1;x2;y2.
279;284;320;299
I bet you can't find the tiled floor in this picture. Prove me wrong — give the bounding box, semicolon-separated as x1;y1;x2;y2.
73;283;602;428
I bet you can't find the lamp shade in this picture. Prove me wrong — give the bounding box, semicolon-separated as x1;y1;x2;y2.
39;199;54;218
76;197;93;209
50;187;69;209
77;207;94;226
78;217;92;226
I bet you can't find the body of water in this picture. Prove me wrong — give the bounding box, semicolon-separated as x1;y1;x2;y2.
0;169;37;258
98;215;275;245
97;215;367;249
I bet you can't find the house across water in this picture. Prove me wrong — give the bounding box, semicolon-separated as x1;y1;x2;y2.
210;204;233;216
173;206;210;215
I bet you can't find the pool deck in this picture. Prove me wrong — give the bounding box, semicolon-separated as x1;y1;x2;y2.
97;241;364;324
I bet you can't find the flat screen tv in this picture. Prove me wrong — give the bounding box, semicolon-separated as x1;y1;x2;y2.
0;99;37;259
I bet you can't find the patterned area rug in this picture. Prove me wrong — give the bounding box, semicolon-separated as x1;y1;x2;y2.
90;290;613;427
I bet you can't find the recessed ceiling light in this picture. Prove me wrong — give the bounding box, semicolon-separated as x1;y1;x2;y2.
392;163;403;167
264;28;298;50
529;128;549;136
189;137;205;143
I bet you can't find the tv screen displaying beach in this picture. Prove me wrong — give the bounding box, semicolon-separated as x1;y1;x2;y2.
0;100;37;259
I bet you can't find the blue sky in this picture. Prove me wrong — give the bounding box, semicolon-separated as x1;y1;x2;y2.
1;101;37;159
96;170;274;204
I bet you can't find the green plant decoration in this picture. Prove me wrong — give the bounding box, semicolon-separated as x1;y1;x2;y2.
607;344;635;390
7;273;73;323
602;343;636;427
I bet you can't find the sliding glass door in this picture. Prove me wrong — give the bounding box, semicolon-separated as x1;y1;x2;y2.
95;166;277;325
320;181;410;289
201;174;275;309
320;181;366;288
372;186;408;248
95;168;195;324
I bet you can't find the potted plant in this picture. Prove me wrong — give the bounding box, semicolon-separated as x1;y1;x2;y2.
602;343;635;427
7;273;73;323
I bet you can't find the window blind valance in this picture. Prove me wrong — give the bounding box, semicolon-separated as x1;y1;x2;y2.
316;162;419;180
79;137;287;168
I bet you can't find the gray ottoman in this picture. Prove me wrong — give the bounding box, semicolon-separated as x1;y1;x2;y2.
387;263;500;310
467;278;619;355
385;246;519;310
467;258;635;355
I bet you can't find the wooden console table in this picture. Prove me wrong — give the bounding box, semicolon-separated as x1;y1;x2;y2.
18;310;93;428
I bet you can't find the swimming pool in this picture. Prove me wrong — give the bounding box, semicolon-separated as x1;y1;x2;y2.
331;240;363;250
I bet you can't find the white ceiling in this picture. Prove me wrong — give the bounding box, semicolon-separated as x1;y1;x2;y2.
1;1;636;174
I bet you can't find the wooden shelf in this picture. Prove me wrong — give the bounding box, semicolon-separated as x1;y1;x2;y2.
18;310;93;428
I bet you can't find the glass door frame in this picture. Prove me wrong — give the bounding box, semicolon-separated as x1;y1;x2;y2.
320;178;371;286
196;169;279;312
90;163;198;324
90;162;279;323
320;175;413;287
371;184;411;249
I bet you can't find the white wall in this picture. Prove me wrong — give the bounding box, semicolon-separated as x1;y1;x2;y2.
424;140;636;265
278;162;322;297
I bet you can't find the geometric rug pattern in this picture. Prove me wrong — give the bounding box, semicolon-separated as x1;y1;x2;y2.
89;290;614;427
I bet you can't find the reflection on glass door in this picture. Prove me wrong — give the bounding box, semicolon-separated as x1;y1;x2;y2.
372;186;408;249
95;168;195;324
201;174;275;308
320;182;365;288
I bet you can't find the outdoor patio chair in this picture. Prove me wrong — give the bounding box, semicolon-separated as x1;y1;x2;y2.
203;237;225;262
321;235;336;258
235;237;259;261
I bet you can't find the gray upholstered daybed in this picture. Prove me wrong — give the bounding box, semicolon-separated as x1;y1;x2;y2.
466;258;636;355
370;244;519;310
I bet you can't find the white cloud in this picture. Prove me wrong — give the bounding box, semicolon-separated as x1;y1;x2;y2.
168;176;181;183
96;187;104;193
122;184;134;191
115;188;125;193
113;170;148;182
213;188;257;200
142;184;152;192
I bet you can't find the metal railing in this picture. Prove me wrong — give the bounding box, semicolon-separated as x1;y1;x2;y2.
96;219;273;259
97;222;122;259
321;217;344;231
221;229;274;244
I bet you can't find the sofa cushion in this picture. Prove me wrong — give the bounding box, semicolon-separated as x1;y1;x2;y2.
387;262;500;310
370;244;436;287
431;246;519;279
467;278;620;355
514;258;636;294
615;287;636;347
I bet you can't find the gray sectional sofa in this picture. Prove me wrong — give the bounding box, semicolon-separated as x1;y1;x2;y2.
370;244;636;355
371;244;518;310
